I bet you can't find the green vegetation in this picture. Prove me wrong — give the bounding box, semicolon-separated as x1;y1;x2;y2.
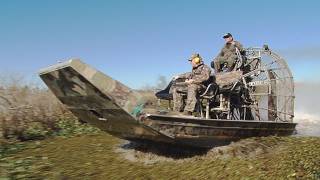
0;119;101;179
0;134;319;179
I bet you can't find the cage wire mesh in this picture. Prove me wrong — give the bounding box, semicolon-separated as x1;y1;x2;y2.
245;47;294;122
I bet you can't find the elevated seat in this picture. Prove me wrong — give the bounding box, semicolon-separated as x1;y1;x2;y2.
215;71;243;94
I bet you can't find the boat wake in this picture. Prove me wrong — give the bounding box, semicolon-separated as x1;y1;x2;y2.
295;112;320;136
295;82;320;136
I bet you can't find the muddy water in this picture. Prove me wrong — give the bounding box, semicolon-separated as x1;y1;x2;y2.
1;133;319;179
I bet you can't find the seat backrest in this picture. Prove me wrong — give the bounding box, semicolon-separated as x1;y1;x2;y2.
155;80;173;100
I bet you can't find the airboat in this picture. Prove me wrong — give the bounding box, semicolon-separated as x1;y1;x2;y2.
39;45;296;148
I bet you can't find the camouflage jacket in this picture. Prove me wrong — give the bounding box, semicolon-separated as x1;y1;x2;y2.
182;63;211;84
215;41;243;60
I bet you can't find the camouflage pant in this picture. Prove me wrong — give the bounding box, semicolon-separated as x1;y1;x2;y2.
172;84;201;112
214;55;237;72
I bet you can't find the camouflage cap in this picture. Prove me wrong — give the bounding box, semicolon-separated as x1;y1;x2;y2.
223;33;232;38
188;53;202;61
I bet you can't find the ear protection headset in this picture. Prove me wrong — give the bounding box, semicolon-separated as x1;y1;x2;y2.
193;57;201;64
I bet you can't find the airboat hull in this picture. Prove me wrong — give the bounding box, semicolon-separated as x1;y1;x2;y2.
39;59;296;148
141;114;296;147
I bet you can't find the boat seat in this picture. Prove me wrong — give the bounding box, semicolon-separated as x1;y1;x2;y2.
215;71;243;94
155;81;173;100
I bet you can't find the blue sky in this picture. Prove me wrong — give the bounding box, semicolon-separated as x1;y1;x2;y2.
0;0;319;88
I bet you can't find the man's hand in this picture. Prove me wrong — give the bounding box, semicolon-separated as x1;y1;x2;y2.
185;79;195;84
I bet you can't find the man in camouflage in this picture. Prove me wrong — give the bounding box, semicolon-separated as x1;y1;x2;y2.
172;53;211;115
212;33;244;73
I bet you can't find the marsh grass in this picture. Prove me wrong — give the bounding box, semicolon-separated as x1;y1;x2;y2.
0;84;65;140
0;75;99;142
0;134;319;179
